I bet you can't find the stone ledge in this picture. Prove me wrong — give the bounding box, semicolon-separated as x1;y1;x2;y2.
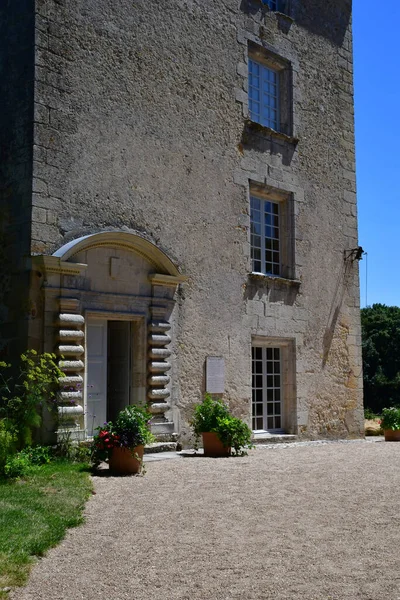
244;120;299;145
248;272;301;286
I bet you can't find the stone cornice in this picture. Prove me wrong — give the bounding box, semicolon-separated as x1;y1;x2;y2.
31;255;87;276
148;273;188;287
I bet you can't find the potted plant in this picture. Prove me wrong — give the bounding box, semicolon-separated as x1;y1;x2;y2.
91;405;154;474
190;394;253;457
380;406;400;441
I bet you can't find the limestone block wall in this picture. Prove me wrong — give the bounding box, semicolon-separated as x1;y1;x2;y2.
0;1;35;358
24;0;363;440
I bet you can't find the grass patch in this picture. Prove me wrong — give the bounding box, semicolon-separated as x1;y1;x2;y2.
0;461;92;595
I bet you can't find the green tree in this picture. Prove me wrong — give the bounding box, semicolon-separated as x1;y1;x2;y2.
361;304;400;413
0;350;62;448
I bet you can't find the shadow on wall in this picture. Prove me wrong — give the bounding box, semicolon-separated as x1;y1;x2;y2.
292;0;352;47
244;277;299;307
240;0;352;48
322;258;353;367
240;123;297;168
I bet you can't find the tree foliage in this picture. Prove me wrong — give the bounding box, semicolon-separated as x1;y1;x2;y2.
361;304;400;413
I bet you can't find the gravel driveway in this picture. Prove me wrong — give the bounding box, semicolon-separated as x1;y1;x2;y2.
10;441;400;600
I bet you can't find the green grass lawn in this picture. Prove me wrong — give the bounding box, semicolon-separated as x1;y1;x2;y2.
0;461;92;597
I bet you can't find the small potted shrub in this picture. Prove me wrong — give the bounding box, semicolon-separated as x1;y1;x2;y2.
380;407;400;442
190;394;253;457
91;405;154;474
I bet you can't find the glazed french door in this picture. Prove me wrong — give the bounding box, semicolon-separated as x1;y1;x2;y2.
252;346;283;431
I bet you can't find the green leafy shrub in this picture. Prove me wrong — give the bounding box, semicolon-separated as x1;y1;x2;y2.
91;405;154;467
4;453;31;479
214;415;253;456
190;395;231;436
191;394;253;456
380;406;400;431
0;420;17;475
19;445;53;465
0;351;62;448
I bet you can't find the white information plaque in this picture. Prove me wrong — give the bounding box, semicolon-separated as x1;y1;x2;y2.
206;356;225;394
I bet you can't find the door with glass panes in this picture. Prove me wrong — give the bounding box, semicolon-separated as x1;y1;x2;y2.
252;346;283;432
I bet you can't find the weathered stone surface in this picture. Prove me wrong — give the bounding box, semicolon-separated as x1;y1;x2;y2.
2;0;363;442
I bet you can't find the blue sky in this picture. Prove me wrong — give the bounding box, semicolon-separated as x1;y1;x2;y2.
353;0;400;307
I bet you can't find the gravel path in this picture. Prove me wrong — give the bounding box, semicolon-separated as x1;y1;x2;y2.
10;441;400;600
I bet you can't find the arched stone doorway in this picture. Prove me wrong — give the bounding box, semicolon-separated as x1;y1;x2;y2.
31;231;186;441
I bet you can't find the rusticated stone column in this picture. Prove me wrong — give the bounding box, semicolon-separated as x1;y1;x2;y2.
147;273;186;438
57;298;85;441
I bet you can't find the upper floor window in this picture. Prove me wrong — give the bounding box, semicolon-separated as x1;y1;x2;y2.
247;43;292;136
261;0;287;11
249;184;295;280
262;0;276;9
250;195;280;275
248;58;280;130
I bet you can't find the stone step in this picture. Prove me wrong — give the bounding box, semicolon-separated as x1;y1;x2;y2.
252;433;298;445
150;421;175;435
144;442;177;454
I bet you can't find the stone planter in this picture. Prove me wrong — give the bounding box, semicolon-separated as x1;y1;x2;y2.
202;432;231;457
384;430;400;442
109;445;144;474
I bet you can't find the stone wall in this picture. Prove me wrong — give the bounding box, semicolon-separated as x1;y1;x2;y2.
30;0;363;440
0;0;35;358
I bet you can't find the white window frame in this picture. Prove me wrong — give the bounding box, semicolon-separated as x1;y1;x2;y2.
248;58;280;131
252;345;283;432
250;194;281;276
252;337;297;434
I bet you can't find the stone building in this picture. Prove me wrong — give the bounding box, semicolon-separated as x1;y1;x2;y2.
0;0;363;443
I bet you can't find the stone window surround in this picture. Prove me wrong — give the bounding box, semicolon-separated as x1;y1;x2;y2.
236;32;299;144
248;42;293;137
252;335;297;434
249;181;296;281
259;0;293;17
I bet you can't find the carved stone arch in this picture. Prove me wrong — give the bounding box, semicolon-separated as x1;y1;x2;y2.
53;231;184;278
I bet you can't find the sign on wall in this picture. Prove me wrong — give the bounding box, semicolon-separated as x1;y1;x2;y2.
206;356;225;394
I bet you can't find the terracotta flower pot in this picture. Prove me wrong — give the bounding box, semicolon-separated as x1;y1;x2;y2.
384;430;400;442
202;432;231;457
109;445;145;474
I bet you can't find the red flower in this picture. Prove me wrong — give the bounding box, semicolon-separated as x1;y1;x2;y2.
104;438;109;443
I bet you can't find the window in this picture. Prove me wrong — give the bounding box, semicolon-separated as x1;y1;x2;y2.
248;58;280;130
261;0;286;12
249;184;295;279
252;346;283;431
250;194;280;276
247;43;292;136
